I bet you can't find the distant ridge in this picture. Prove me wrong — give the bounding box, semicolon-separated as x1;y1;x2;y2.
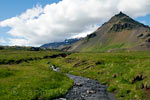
41;38;80;49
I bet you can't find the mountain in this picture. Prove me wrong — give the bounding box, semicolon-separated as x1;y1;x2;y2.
41;38;80;49
63;12;150;52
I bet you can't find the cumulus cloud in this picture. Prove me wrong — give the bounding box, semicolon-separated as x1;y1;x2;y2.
0;0;150;46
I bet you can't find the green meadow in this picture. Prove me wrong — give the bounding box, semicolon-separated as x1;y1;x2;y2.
0;49;73;100
1;47;150;100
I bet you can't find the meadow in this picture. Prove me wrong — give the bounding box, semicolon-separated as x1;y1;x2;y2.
0;48;73;100
1;46;150;100
50;52;150;100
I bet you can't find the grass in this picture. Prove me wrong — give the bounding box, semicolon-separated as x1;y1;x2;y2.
1;47;150;100
0;49;73;100
49;52;150;100
0;49;61;64
81;43;129;52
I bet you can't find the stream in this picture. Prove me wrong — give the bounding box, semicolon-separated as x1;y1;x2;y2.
51;66;117;100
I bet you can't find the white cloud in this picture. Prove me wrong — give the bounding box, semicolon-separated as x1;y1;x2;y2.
118;0;150;17
0;0;150;46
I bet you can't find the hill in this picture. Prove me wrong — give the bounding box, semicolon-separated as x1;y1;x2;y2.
63;12;150;52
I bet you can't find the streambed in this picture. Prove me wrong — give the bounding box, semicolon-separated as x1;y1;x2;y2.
51;66;116;100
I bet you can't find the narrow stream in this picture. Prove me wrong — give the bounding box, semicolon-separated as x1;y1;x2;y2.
51;66;117;100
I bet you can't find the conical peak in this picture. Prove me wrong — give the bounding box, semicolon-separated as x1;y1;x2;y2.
113;12;129;20
116;11;128;17
101;12;146;32
107;12;133;24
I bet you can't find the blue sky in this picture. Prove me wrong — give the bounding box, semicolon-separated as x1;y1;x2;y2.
0;0;61;21
0;0;150;46
0;0;61;45
135;14;150;26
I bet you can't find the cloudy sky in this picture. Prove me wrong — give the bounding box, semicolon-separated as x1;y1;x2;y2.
0;0;150;46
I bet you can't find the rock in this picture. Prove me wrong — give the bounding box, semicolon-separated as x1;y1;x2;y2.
74;82;83;87
110;23;133;32
137;33;144;38
145;33;150;37
123;23;132;29
145;38;150;42
87;90;96;94
146;42;150;48
87;33;96;39
51;65;60;72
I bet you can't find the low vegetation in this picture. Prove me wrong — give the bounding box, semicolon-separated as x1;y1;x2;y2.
0;48;73;100
50;52;150;100
1;46;150;100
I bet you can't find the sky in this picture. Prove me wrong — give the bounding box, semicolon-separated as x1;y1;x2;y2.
0;0;150;46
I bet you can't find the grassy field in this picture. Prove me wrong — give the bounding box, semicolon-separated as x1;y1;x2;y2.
0;49;73;100
0;48;61;64
1;47;150;100
49;52;150;100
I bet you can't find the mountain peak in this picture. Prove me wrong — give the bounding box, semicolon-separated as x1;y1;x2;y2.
115;11;128;17
106;12;147;32
114;11;128;18
108;12;130;23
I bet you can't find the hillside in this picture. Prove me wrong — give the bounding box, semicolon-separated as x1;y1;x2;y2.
63;12;150;52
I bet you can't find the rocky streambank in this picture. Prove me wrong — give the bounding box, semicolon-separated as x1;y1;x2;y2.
51;66;117;100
